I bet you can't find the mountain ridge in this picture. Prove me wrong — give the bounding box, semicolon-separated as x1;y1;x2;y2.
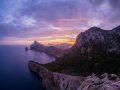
42;25;120;76
73;25;120;55
29;25;120;90
30;41;64;58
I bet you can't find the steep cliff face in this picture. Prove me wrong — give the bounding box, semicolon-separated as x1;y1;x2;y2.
42;26;120;75
29;61;120;90
30;41;63;57
29;26;120;90
74;26;120;55
30;41;46;52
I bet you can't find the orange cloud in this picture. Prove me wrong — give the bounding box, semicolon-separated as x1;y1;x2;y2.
41;38;75;45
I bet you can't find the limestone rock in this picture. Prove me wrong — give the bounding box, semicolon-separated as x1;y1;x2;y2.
74;26;120;55
28;61;120;90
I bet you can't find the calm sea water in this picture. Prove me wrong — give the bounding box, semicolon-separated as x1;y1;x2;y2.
0;45;55;90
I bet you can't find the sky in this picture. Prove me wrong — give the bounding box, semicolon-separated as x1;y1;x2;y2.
0;0;120;45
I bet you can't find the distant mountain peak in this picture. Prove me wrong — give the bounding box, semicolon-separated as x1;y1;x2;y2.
34;41;40;44
30;41;64;57
34;41;38;43
33;41;45;47
88;26;102;31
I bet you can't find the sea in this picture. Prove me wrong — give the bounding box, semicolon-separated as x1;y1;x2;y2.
0;45;55;90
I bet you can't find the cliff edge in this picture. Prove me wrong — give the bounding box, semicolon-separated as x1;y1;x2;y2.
28;61;120;90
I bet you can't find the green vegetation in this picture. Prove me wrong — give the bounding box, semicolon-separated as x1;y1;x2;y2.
43;51;120;76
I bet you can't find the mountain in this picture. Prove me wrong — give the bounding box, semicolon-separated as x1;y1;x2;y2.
74;26;120;55
43;26;120;76
29;26;120;90
47;43;72;50
30;41;63;57
30;41;46;52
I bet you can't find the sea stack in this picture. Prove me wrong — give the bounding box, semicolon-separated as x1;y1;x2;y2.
25;47;28;51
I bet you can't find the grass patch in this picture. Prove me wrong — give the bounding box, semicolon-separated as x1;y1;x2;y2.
43;51;120;76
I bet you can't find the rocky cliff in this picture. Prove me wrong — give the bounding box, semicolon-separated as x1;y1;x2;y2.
29;61;120;90
30;41;63;58
74;26;120;55
29;26;120;90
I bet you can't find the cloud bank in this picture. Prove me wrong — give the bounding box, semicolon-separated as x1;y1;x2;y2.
0;0;120;45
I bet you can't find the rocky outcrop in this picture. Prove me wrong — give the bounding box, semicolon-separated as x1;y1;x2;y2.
30;41;46;52
74;26;120;55
28;26;120;90
28;61;120;90
30;41;64;58
25;47;28;51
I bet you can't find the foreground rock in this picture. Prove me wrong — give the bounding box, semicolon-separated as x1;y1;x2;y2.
28;61;120;90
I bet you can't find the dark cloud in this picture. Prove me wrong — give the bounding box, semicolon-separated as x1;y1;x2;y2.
0;23;24;38
20;0;90;22
22;0;73;21
89;0;104;6
109;0;120;9
99;0;120;25
0;22;38;39
0;0;120;44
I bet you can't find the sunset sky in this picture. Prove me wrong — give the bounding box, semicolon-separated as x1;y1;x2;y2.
0;0;120;45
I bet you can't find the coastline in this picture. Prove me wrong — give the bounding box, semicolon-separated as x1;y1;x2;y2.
28;61;120;90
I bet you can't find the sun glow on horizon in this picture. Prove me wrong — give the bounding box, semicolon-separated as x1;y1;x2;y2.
1;0;119;45
0;36;75;45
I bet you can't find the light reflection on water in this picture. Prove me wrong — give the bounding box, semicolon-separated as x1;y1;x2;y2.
26;50;55;64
